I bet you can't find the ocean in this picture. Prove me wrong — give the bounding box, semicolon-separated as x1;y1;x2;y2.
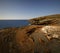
0;20;29;29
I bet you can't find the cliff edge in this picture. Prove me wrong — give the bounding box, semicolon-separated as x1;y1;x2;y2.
0;14;60;53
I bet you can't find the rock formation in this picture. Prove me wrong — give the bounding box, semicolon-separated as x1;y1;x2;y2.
0;14;60;53
29;14;60;25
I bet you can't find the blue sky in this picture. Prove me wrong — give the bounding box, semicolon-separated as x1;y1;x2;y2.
0;0;60;20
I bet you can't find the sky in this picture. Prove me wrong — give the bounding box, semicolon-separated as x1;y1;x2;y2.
0;0;60;20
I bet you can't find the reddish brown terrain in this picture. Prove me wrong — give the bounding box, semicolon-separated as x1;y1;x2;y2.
0;14;60;53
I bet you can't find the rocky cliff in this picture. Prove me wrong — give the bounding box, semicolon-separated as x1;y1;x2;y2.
0;14;60;53
29;14;60;25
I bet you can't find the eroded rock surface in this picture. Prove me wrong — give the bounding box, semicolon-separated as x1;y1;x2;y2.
0;14;60;53
29;14;60;25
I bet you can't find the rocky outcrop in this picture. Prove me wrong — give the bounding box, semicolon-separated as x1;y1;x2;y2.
0;14;60;53
29;14;60;25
